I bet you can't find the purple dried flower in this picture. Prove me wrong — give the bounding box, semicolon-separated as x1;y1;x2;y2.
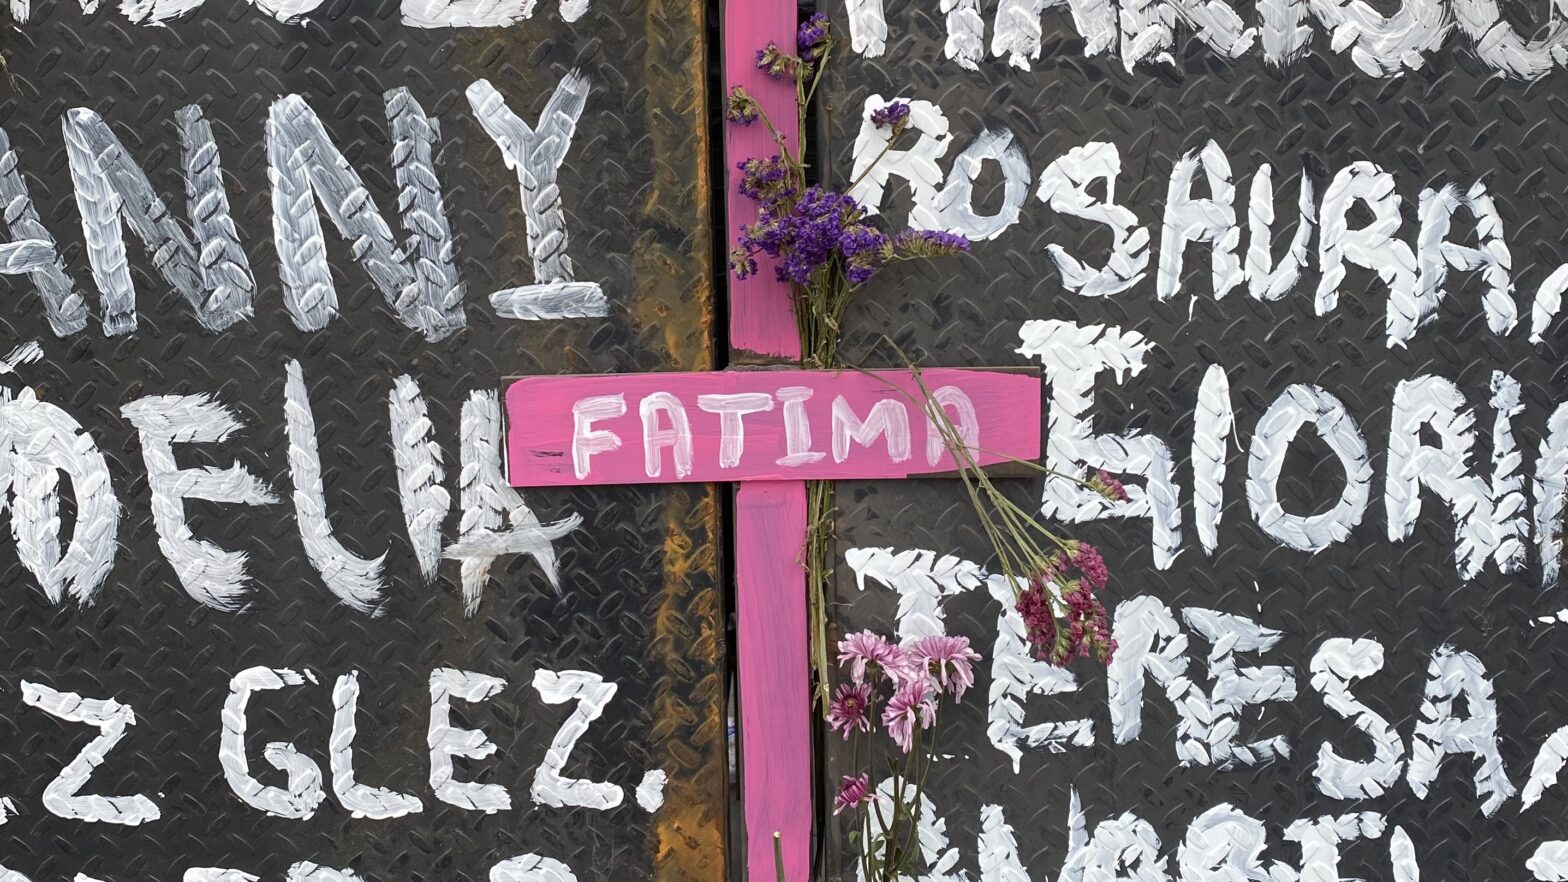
1015;575;1058;663
1016;554;1115;666
725;86;760;126
893;228;971;258
1088;469;1129;503
1071;542;1109;592
736;155;795;206
869;100;911;131
755;43;795;79
729;247;758;280
797;12;831;59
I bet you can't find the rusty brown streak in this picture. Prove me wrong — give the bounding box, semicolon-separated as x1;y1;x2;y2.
635;0;728;880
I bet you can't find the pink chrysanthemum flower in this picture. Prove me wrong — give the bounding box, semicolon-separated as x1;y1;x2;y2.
908;635;982;702
829;682;875;738
882;677;936;753
838;631;906;683
833;774;871;815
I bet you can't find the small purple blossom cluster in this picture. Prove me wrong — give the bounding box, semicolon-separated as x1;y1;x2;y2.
731;183;893;286
1015;541;1116;666
829;631;979;815
869;100;911;131
797;12;831;64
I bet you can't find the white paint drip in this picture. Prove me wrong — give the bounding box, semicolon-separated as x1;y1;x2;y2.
845;545;1095;768
1408;182;1515;348
1283;813;1386;882
428;667;511;813
1530;265;1568;344
1036;142;1150;297
1192;364;1232;555
909;129;1030;242
979;804;1030;882
1386;375;1497;579
284;360;388;616
403;0;591;27
1524;725;1568;809
1536;402;1568;591
1108;596;1195;756
992;0;1116;68
21;681;159;825
641;392;695;478
220;667;326;819
699;393;773;470
1177;804;1282;882
1058;789;1168;882
1316;162;1418;348
63;105;254;337
942;0;987;69
389;375;449;584
1308;0;1450;76
1310;637;1404;800
1116;0;1255;72
1182;607;1296;767
1019;320;1180;569
1450;0;1568;80
2;389;120;606
386;87;466;337
846;0;888;56
831;396;911;464
984;567;1094;768
467;74;604;320
1490;372;1528;573
0;126;87;336
184;871;260;882
121;394;279;612
849;95;953;219
1406;645;1515;816
1245;164;1314;301
845;546;984;640
444;389;580;616
267;90;463;341
859;779;965;882
1158;141;1242;308
1246;383;1371;552
490;284;608;320
634;769;666;812
330;671;424;819
1532;841;1568;881
531;669;623;810
285;864;362;882
490;855;579;882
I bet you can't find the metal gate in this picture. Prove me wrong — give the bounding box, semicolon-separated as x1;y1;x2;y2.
0;1;725;878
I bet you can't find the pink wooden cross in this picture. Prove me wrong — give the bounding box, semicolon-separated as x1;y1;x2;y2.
503;6;1044;879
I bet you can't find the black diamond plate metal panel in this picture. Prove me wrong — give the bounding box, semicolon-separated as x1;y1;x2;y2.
0;1;725;879
820;5;1568;880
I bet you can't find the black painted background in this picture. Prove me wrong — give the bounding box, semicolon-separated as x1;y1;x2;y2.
822;5;1568;880
0;1;723;879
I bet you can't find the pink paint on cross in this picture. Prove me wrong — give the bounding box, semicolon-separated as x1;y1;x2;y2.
503;4;1044;879
505;364;1042;882
507;369;1039;487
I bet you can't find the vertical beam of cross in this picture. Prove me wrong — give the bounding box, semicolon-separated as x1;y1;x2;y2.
723;1;813;879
